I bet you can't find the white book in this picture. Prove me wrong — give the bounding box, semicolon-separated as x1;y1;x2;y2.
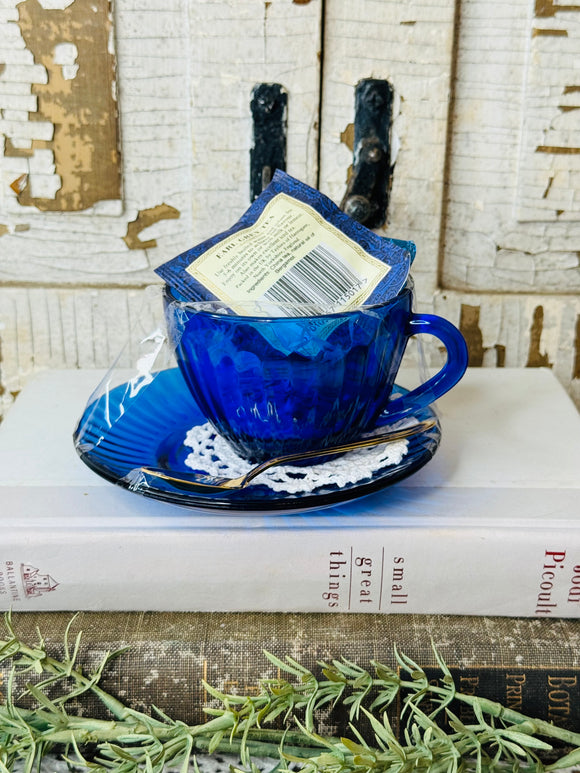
0;367;579;616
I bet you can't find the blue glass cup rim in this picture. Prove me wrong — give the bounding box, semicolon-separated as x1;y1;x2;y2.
162;278;414;322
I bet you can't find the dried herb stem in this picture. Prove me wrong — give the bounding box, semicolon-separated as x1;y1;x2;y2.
2;613;580;773
399;678;580;749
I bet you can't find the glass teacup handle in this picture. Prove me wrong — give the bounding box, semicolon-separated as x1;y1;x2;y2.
378;313;469;425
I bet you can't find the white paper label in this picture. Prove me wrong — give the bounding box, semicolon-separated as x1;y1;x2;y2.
186;193;389;315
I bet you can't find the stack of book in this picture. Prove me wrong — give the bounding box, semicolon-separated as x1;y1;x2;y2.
1;365;580;734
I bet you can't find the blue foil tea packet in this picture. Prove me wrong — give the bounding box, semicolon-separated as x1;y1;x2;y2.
155;170;415;314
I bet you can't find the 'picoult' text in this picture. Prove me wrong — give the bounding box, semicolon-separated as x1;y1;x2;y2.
535;550;566;615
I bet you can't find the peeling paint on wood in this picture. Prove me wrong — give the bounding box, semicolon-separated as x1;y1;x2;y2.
340;124;355;186
536;145;580;154
526;306;554;368
542;177;554;198
123;204;180;251
459;304;485;367
0;0;317;292
12;0;121;211
518;1;580;222
442;0;580;295
535;0;580;15
4;139;34;159
0;337;4;399
0;286;163;418
2;0;331;418
435;291;580;409
9;175;27;195
532;27;568;36
319;0;455;297
574;315;580;380
495;345;506;368
0;223;28;237
187;0;321;241
1;0;578;417
0;0;195;287
340;123;355;152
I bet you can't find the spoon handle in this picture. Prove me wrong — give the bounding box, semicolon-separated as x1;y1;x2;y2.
242;418;437;486
133;418;437;492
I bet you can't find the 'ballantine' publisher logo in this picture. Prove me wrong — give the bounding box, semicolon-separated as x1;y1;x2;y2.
1;561;59;603
20;564;59;598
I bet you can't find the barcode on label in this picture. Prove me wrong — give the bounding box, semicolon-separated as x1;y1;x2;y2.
259;242;368;315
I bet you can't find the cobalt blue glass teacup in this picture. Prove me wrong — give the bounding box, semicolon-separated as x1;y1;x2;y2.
163;283;468;463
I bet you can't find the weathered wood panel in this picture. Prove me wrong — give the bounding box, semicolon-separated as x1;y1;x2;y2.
0;0;322;416
437;0;580;408
318;0;456;302
434;290;580;410
13;0;121;211
0;286;162;415
1;0;579;418
0;0;194;288
319;0;579;411
188;0;322;241
441;0;580;293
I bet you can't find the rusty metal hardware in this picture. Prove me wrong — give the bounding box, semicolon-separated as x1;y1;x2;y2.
250;83;287;201
341;79;393;229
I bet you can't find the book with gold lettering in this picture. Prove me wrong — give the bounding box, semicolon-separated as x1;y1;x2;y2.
0;367;580;616
2;611;580;747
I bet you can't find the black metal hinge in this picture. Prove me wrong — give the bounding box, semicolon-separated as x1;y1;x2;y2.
340;79;394;229
250;83;288;201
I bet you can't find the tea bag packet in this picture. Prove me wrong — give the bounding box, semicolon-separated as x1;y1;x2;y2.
155;171;415;316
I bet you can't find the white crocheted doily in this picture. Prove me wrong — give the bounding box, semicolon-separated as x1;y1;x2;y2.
183;421;413;494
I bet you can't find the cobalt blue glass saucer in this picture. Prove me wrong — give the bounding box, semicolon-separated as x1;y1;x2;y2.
73;368;441;513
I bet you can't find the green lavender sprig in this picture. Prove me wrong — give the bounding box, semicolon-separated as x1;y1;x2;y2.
0;612;579;773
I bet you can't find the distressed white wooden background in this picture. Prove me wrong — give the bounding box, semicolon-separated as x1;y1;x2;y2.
0;0;321;413
0;0;579;418
439;0;580;408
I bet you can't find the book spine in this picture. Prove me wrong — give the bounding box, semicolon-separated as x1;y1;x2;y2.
2;525;580;617
2;612;580;748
